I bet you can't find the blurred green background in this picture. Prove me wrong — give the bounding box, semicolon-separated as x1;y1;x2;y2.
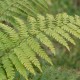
47;0;80;15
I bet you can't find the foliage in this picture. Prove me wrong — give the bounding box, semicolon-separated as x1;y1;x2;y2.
46;0;80;71
47;0;80;15
31;65;80;80
52;45;80;69
0;0;80;80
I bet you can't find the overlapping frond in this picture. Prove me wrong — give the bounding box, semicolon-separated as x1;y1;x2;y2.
2;55;15;80
0;0;80;80
0;0;48;20
0;66;7;80
0;12;80;80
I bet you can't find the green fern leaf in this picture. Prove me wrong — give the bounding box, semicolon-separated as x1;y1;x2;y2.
9;53;28;80
19;41;42;72
36;32;55;54
0;1;80;79
14;47;35;75
26;37;53;65
0;67;7;80
2;55;15;80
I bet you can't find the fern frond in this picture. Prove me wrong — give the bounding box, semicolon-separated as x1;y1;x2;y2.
0;23;19;42
27;16;55;53
0;67;7;80
45;14;76;45
28;13;80;50
36;14;70;50
14;47;35;75
13;17;29;38
53;27;76;45
0;13;80;80
61;25;80;39
0;31;15;52
31;0;48;11
74;15;80;27
19;41;42;72
9;53;28;80
0;0;47;19
26;37;53;65
0;1;80;79
36;32;55;54
2;55;15;80
44;28;70;50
